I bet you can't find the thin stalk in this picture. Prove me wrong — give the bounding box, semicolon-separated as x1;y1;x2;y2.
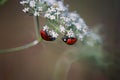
0;16;42;54
34;16;40;39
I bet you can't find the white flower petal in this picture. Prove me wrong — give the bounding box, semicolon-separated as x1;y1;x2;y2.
29;1;36;7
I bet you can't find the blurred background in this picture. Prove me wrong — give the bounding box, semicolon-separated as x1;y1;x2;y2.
0;0;119;80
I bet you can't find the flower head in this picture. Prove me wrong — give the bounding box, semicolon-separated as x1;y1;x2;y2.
66;29;75;38
59;25;65;33
20;0;101;46
22;7;29;13
34;11;40;16
20;1;29;5
29;0;36;7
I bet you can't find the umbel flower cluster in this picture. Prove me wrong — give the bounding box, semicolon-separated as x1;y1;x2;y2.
20;0;101;45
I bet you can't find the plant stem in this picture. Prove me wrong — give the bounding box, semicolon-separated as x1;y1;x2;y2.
0;16;42;54
34;16;40;39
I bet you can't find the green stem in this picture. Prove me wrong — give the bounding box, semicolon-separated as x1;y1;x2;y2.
34;16;40;38
0;16;42;54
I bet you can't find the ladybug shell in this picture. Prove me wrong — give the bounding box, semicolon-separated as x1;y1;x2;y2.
40;30;56;41
62;36;77;45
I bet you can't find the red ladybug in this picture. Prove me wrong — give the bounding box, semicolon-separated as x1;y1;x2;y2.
40;30;56;41
62;36;77;45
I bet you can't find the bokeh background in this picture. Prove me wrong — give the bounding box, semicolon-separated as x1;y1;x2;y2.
0;0;120;80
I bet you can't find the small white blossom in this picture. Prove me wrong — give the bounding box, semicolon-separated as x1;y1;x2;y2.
65;17;71;22
45;6;62;20
59;25;65;33
22;7;29;13
60;16;65;20
83;28;87;33
34;11;40;16
55;12;61;16
60;16;72;26
38;7;43;11
69;12;80;21
20;1;29;5
50;15;56;20
44;13;50;18
66;29;75;38
49;30;59;38
29;0;36;7
43;25;49;31
78;18;86;26
57;1;68;11
73;22;82;30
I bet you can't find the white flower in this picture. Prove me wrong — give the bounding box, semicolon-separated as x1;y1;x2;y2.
60;16;65;20
20;1;29;5
44;13;50;18
22;7;29;13
38;7;43;11
34;11;40;16
55;12;61;16
29;0;36;7
78;18;86;25
69;12;80;21
50;15;56;20
50;7;56;12
49;30;59;38
59;25;65;33
65;17;71;22
43;25;49;31
57;1;68;11
66;29;75;38
73;22;82;30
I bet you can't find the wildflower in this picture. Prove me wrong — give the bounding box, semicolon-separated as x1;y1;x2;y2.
68;12;80;21
22;7;29;13
43;25;49;31
50;15;56;20
59;25;65;33
20;1;29;5
29;0;36;7
73;22;82;30
34;11;40;16
38;7;43;11
49;30;59;38
66;29;75;38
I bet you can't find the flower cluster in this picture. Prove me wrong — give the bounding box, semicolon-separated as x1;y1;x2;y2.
44;6;63;20
20;0;101;45
20;0;44;16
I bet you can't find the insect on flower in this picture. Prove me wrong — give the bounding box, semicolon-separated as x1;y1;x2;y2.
62;36;77;45
20;0;99;46
40;30;56;41
40;25;58;41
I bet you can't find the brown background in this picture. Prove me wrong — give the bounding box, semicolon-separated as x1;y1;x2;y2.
0;0;120;80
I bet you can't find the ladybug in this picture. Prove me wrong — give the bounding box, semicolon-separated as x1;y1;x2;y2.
62;36;77;45
40;30;56;41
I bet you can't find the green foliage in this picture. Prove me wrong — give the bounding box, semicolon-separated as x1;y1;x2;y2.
0;0;7;6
